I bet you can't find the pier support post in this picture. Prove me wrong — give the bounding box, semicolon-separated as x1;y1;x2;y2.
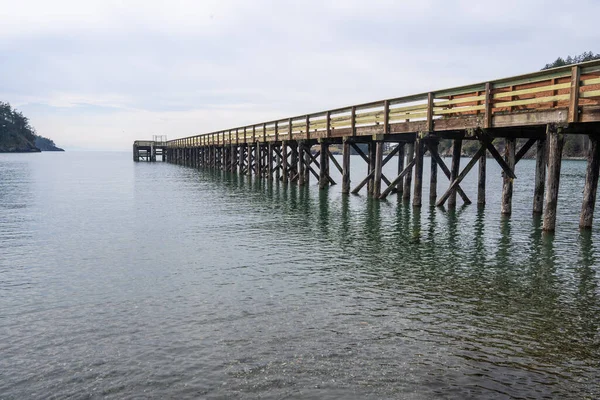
396;143;405;195
342;139;351;194
256;143;262;177
304;143;311;184
580;135;600;229
290;142;298;182
319;141;330;189
403;142;414;200
268;143;275;180
368;142;377;195
429;140;438;204
533;136;547;214
413;138;424;207
230;145;236;172
501;138;516;215
448;139;462;208
238;145;244;174
282;141;288;183
478;143;486;206
542;124;565;232
298;142;306;186
247;144;253;176
373;141;384;197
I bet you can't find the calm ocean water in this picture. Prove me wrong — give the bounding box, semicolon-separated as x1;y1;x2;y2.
1;151;599;399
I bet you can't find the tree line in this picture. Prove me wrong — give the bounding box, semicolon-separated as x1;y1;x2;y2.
0;101;62;151
0;101;37;144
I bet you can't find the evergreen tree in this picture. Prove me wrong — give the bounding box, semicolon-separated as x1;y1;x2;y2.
542;51;600;70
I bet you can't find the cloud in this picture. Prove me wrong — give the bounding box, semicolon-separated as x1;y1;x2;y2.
1;0;599;150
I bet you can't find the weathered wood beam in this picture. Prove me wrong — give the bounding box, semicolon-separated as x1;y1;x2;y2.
381;144;401;166
568;65;580;123
396;143;405;195
306;150;321;168
501;138;516;215
448;139;462;207
290;142;299;181
425;141;471;204
373;141;384;197
542;124;565;232
327;149;343;174
403;142;414;200
515;138;537;164
351;170;374;194
379;158;417;199
430;140;438;204
368;142;376;195
282;142;288;183
304;143;311;184
533;137;547;214
478;146;486;205
350;142;369;165
298;142;306;186
319;142;331;189
481;135;517;180
580;135;600;229
437;145;486;207
413;139;424;207
342;140;351;194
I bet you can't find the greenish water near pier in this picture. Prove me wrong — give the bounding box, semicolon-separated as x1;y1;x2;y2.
0;152;599;399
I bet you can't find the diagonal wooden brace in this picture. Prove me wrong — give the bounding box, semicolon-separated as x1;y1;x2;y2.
480;134;517;180
426;142;472;204
350;142;369;164
327;149;343;174
436;145;487;206
351;170;374;194
379;158;416;199
515;138;537;165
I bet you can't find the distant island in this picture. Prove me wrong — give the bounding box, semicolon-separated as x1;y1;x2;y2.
0;101;64;152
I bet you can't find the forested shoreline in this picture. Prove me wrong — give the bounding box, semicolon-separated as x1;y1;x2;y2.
0;101;63;153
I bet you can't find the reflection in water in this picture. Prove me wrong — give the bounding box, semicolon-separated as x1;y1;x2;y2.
1;154;599;399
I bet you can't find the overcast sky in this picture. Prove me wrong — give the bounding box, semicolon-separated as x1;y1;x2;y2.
1;0;599;150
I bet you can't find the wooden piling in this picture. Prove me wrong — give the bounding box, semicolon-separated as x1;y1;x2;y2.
298;142;306;186
290;142;299;181
342;140;351;194
367;142;376;195
429;140;437;204
304;143;311;184
396;143;405;195
580;135;600;229
373;141;384;197
268;143;274;181
448;139;462;208
403;142;414;200
542;124;565;232
478;144;486;205
282;141;289;183
247;144;253;176
533;137;547;214
413;139;424;207
255;143;262;177
501;138;516;215
319;142;329;189
238;145;244;174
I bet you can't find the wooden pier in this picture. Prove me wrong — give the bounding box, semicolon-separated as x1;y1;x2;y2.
133;135;168;162
134;61;600;232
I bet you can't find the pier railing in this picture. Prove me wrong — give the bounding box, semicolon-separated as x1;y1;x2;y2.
167;60;600;148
